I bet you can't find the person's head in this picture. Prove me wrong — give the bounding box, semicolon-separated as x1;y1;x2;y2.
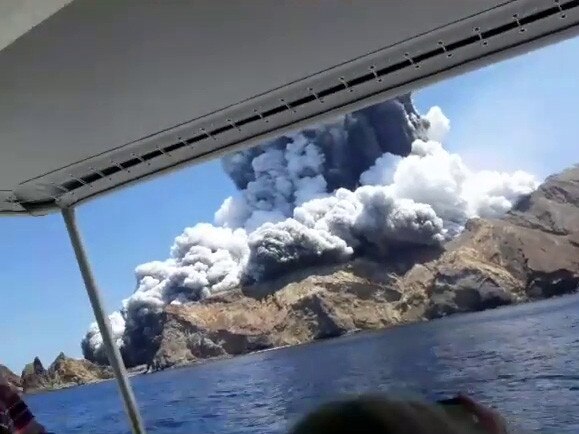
289;395;496;434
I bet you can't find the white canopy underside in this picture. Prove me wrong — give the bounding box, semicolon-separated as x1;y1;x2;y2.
1;0;578;215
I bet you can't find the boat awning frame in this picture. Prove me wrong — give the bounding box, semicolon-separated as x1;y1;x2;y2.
2;0;579;216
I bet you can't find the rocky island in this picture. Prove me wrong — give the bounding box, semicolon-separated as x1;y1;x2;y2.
141;165;579;370
0;354;113;394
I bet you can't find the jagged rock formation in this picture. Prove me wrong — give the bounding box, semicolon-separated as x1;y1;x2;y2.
139;166;579;370
21;353;112;393
20;357;50;393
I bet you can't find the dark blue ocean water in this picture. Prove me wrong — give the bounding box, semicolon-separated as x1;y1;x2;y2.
28;294;579;433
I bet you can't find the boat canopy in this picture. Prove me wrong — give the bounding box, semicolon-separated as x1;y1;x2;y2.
1;0;578;216
1;2;578;433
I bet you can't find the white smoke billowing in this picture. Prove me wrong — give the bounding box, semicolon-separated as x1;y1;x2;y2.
293;186;445;257
82;97;539;365
81;311;126;365
216;95;428;232
81;224;249;364
125;224;249;316
215;134;329;232
424;106;451;143
244;219;353;282
384;139;538;231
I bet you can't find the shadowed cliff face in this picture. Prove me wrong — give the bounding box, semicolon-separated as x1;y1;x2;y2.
137;166;579;371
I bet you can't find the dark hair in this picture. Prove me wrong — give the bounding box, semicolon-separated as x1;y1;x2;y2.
289;396;469;434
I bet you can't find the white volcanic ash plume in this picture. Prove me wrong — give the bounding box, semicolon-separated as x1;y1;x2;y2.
243;219;353;282
125;224;248;313
361;110;537;232
82;224;249;365
82;96;538;366
288;186;445;262
378;139;537;230
217;95;429;231
81;311;126;365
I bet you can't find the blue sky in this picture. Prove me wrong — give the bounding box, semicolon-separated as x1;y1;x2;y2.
1;37;579;373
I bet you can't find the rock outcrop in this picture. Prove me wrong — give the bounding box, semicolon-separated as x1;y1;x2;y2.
20;357;51;392
418;165;579;317
138;166;579;370
0;364;22;391
21;354;112;393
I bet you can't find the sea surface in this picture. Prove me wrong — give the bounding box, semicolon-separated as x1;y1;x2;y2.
28;294;579;433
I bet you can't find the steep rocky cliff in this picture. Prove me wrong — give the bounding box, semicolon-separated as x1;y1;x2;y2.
144;165;579;370
21;354;112;393
419;165;579;317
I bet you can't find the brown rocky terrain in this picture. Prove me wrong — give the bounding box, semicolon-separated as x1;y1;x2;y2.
146;167;579;370
0;364;22;391
151;261;413;369
20;353;113;393
419;164;579;317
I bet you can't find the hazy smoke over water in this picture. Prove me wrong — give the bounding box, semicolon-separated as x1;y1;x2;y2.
82;96;539;365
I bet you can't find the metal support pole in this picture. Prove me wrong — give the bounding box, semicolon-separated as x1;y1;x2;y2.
61;207;146;434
